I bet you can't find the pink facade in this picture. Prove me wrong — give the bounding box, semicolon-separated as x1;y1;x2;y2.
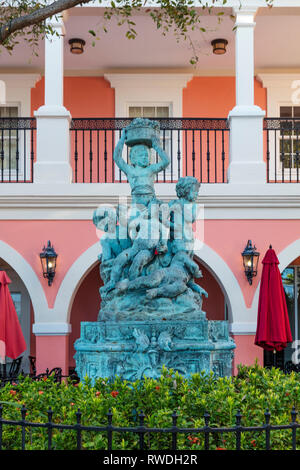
1;3;299;377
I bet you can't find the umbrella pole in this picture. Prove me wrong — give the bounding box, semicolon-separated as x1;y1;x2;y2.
273;349;276;368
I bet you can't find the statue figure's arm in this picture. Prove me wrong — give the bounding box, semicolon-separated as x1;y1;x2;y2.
113;129;131;175
149;135;170;174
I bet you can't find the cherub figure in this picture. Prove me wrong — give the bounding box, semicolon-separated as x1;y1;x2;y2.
93;206;131;263
100;202;169;294
160;176;201;280
168;176;200;255
116;251;207;301
114;127;170;206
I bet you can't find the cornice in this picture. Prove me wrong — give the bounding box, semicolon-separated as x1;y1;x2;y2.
0;193;299;220
104;73;193;90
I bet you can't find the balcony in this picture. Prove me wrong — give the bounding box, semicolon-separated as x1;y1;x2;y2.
0;117;36;183
264;118;300;183
70;118;229;184
1;116;300;185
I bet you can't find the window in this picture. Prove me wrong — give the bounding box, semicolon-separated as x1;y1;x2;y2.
0;106;19;171
279;106;300;169
128;106;169;119
128;105;171;165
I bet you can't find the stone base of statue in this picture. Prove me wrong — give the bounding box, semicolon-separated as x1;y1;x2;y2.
74;317;236;382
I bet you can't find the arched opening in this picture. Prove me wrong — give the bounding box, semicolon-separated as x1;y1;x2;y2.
0;258;35;374
195;258;227;321
69;261;103;371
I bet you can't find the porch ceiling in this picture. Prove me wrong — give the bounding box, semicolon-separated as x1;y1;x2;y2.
0;6;300;73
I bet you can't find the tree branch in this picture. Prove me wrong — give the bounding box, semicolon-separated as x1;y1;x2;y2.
0;0;96;44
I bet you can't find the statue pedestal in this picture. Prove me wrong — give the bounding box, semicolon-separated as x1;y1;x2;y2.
74;318;236;382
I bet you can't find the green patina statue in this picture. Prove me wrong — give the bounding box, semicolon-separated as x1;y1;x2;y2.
74;118;235;382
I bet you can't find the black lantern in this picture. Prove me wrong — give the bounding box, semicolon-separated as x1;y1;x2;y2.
242;240;260;285
68;38;85;54
211;38;228;55
40;241;58;286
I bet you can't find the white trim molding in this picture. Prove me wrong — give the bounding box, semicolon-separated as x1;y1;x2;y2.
32;322;72;336
257;73;300;117
0;73;40;116
104;73;192;118
0;184;300;220
229;322;257;335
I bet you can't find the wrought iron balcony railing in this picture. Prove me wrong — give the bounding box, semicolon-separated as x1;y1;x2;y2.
0;117;36;183
1;116;300;184
264;117;300;183
70;118;230;184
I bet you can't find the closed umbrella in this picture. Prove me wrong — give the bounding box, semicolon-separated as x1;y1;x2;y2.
255;246;292;353
0;271;26;371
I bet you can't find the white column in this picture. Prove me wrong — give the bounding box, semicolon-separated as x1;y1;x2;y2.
227;6;266;185
34;17;72;184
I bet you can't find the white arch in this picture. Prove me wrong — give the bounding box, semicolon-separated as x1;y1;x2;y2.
252;238;300;311
0;240;48;321
55;241;246;325
195;244;246;324
53;242;101;323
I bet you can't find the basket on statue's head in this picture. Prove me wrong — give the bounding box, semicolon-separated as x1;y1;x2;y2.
125;118;160;148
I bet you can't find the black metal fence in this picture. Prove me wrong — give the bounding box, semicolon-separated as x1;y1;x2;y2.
0;404;299;450
0;117;36;183
264;117;300;183
70;118;230;184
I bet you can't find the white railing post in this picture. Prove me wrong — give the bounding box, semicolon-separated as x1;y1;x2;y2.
34;16;72;184
227;6;266;185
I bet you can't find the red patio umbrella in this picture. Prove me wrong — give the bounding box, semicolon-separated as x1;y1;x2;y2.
0;271;26;365
255;245;292;352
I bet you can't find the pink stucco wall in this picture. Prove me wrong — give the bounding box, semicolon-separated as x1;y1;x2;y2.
232;335;264;374
1;218;299;311
1;216;299;373
36;335;69;375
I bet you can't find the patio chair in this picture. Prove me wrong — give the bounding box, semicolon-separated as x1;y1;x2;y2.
6;357;23;379
33;367;62;383
28;355;36;376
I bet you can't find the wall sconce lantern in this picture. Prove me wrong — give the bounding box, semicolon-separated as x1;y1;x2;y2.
40;241;58;286
68;38;85;54
242;240;260;285
211;38;228;55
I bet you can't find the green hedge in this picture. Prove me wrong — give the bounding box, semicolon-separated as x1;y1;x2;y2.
0;363;300;450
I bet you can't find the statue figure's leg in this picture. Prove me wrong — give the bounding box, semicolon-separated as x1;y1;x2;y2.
188;280;208;298
146;280;187;299
128;249;154;280
102;248;134;293
128;269;164;290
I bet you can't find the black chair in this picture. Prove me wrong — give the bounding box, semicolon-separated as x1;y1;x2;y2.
33;367;62;383
0;357;23;383
68;367;80;384
28;355;36;376
284;361;300;374
48;367;62;383
7;357;23;379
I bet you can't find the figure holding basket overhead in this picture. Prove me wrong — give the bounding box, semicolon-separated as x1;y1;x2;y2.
113;118;170;207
